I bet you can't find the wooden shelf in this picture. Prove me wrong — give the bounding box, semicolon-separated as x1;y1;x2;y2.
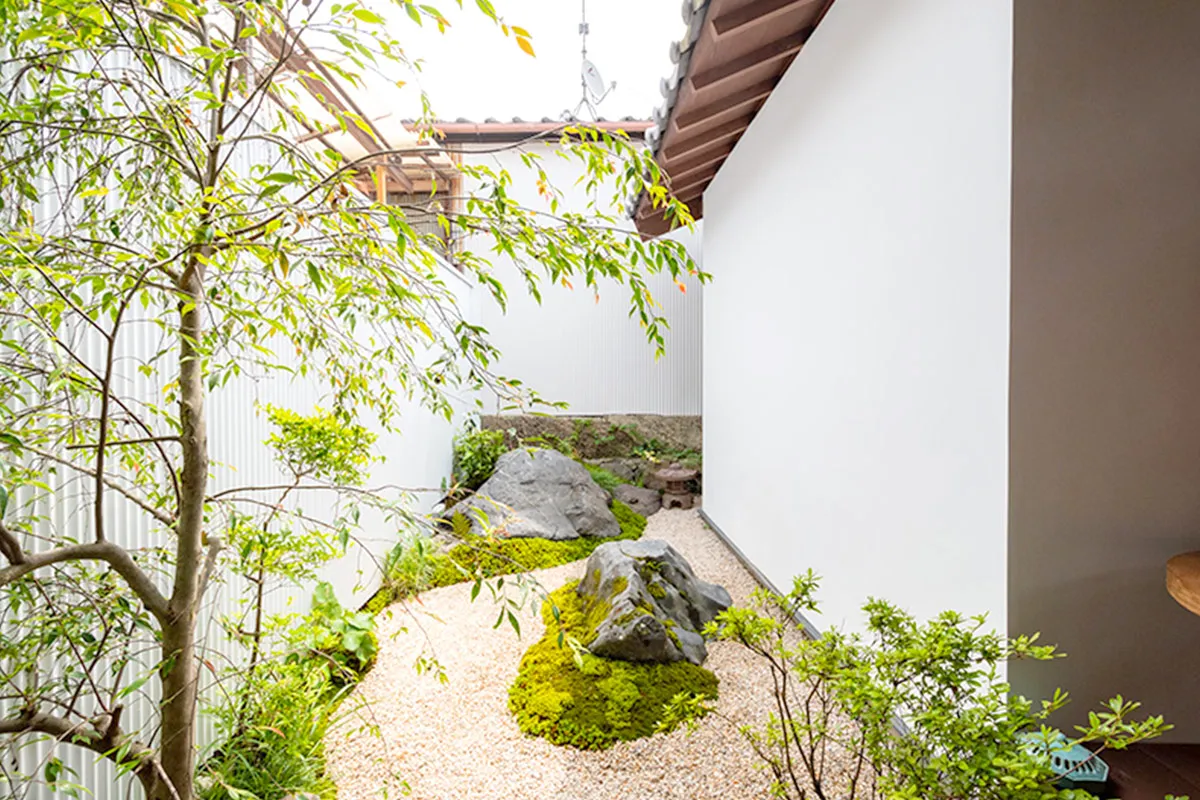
1166;551;1200;616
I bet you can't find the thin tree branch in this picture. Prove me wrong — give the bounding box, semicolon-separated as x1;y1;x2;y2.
0;540;170;623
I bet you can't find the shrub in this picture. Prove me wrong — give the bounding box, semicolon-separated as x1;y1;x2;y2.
293;582;378;683
382;533;438;598
583;462;623;493
661;571;1172;800
198;662;343;800
453;428;508;490
508;580;718;750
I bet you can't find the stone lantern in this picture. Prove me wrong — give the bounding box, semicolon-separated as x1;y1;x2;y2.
655;462;698;510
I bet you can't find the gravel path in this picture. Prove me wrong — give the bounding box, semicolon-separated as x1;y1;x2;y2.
325;509;776;800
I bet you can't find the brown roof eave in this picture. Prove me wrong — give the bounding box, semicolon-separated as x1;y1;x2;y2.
632;0;836;237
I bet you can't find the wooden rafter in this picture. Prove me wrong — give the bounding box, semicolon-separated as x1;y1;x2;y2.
674;78;777;132
690;29;809;92
711;0;824;35
634;0;837;236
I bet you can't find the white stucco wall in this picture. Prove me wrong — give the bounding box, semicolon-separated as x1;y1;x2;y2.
702;0;1013;632
466;145;703;416
1009;0;1200;740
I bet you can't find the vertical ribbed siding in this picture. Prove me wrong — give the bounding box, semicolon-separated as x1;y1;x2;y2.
5;77;475;797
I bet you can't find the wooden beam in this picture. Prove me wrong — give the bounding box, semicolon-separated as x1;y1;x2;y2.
669;165;721;199
375;165;387;204
635;195;704;238
661;116;752;162
674;78;777;132
690;30;809;92
663;142;731;181
710;0;822;35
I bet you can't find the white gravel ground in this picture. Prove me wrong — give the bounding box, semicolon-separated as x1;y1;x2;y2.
324;509;780;800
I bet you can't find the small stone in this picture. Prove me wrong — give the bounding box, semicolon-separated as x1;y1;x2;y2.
576;539;732;665
613;483;662;516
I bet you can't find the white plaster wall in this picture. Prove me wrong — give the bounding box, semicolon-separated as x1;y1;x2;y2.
702;0;1013;632
466;145;703;416
1009;0;1200;740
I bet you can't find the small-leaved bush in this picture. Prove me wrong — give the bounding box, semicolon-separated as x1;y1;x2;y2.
508;580;718;750
453;427;508;490
661;571;1172;800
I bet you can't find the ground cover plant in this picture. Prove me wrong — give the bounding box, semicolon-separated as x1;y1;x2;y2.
366;500;647;613
660;571;1173;800
508;579;718;750
0;0;701;795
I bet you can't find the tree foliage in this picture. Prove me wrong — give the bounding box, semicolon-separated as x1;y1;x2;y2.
0;0;699;796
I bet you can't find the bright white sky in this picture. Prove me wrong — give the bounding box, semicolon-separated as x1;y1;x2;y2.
368;0;685;122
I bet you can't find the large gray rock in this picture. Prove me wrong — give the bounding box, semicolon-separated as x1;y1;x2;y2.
446;448;620;541
577;539;732;665
612;483;661;516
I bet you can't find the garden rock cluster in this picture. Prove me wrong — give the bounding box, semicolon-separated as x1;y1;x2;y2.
446;448;620;541
577;539;731;665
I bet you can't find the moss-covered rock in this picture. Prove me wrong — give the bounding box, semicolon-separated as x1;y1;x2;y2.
508;580;718;750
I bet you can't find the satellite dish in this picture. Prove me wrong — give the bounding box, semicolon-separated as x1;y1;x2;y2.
563;0;615;120
582;59;607;101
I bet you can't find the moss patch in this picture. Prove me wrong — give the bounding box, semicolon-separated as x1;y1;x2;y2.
365;501;649;613
426;500;647;590
507;581;718;750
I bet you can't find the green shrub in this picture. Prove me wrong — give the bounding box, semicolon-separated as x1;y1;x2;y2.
381;533;437;598
198;662;343;800
508;580;718;750
453;427;507;490
661;572;1173;800
293;582;377;683
582;462;623;493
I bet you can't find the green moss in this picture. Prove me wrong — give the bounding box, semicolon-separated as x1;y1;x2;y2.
647;581;667;600
508;581;718;750
424;500;647;591
611;500;648;538
363;588;392;615
610;575;628;596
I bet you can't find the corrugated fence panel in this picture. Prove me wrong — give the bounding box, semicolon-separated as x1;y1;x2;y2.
3;73;476;798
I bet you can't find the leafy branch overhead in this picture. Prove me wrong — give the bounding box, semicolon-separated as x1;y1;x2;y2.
0;0;701;798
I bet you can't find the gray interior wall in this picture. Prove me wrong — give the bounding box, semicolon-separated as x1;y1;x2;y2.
1010;0;1200;740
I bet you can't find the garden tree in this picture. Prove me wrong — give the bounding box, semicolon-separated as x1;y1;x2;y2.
0;0;699;797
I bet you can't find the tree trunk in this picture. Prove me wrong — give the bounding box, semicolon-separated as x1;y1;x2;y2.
158;265;209;800
156;619;199;800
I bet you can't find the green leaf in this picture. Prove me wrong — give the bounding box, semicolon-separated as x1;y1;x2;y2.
0;485;7;519
353;7;385;24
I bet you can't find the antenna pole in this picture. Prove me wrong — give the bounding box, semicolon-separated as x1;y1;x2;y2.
579;0;588;104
